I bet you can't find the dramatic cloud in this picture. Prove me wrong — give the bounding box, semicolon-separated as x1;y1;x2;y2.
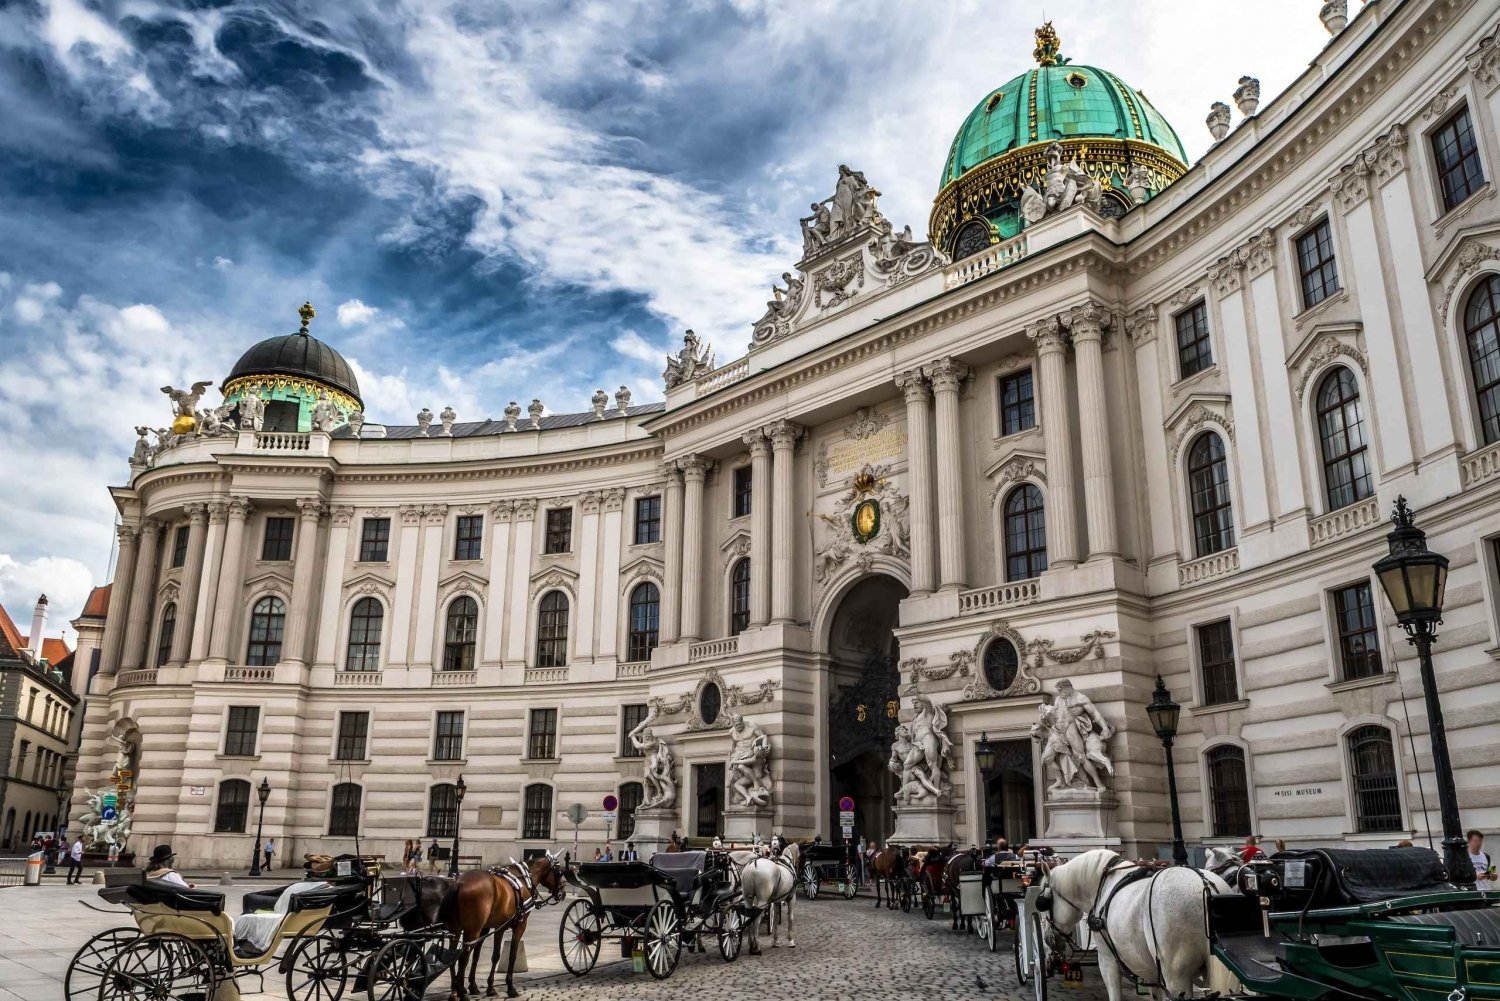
337;298;380;327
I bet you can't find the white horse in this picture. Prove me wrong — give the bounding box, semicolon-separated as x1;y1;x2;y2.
1040;849;1231;1001
739;839;800;955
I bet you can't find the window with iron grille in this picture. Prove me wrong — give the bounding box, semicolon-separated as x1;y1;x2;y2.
733;465;753;519
261;517;294;561
345;597;383;672
335;711;369;761
1465;274;1500;446
621;704;649;757
433;711;464;761
1332;582;1382;680
246;596;285;666
1196;619;1239;705
1188;433;1236;557
1348;725;1401;832
618;782;643;841
729;558;751;635
998;369;1036;436
626;584;659;662
214;779;250;833
1296;219;1340;310
523;784;552;840
1004;485;1048;581
155;603;176;668
329;783;362;837
544;508;572;554
171;525;190;568
634;496;662;544
442;596;478;671
1316;368;1373;510
1432;107;1486;212
1174;301;1213;379
358;518;390;562
427;784;458;838
454;515;483;560
528;708;557;759
536;591;569;667
224;706;259;756
983;639;1019;693
1206;746;1252;837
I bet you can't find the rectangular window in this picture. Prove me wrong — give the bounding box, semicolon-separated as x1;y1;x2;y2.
359;517;390;562
733;465;753;519
335;711;369;761
528;707;557;759
1332;582;1383;680
261;517;294;561
433;710;464;761
634;496;662;545
171;525;190;568
544;508;572;554
214;781;250;833
998;369;1036;436
329;784;362;838
454;515;483;561
1296;219;1340;310
1432;107;1486;212
523;785;552;840
621;703;649;757
1174;301;1213;379
1196;620;1239;705
223;706;260;757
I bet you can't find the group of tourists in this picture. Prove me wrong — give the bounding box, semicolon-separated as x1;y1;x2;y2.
400;838;440;873
588;841;642;862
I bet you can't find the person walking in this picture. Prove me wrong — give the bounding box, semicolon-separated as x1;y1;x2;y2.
66;835;85;885
1469;830;1494;884
428;838;439;872
262;837;275;872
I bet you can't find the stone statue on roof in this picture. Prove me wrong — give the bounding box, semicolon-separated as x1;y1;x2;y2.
663;329;714;389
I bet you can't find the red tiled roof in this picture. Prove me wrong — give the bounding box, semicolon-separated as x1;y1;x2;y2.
0;603;20;658
81;584;112;619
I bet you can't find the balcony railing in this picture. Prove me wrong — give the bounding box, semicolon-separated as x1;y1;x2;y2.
115;669;157;688
957;579;1040;616
224;666;275;683
1309;497;1380;547
695;357;750;397
1178;548;1240;587
433;670;477;687
943;233;1029;289
334;671;383;687
254;432;311;452
688;636;739;663
524;667;568;684
616;661;650;679
1462;440;1500;487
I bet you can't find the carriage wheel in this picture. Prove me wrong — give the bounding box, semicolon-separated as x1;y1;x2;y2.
559;899;603;976
643;901;682;980
841;870;857;900
921;874;936;919
1030;913;1049;1001
64;926;138;1001
286;934;350;1001
899;879;913;914
987;899;1001;953
975;913;991;943
717;907;743;963
802;864;819;900
98;933;218;1001
364;938;425;1001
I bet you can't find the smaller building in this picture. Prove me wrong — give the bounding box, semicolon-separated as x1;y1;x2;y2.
0;595;79;851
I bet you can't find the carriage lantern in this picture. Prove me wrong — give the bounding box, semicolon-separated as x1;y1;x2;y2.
974;732;998;774
1146;678;1188;866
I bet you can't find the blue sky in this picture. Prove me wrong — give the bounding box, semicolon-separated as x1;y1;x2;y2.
0;0;1333;631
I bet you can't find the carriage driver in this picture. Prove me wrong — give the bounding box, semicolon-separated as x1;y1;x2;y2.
144;844;196;888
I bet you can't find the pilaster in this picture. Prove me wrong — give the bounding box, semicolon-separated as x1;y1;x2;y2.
766;422;804;622
1028;318;1081;567
168;503;209;666
1060;303;1119;559
745;430;772;625
896;369;937;595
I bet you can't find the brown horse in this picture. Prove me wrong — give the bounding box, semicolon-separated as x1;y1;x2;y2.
942;848;982;930
441;852;567;999
870;845;911;910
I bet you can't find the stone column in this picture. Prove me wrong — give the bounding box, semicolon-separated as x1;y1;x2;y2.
768;420;804;622
660;465;684;644
926;359;970;589
189;501;228;663
744;430;772;626
505;501;537;663
313;506;354;665
281;498;326;666
207;498;252;662
119;519;162;670
678;455;708;641
99;523;140;675
481;502;513;664
168;503;209;665
411;504;447;667
896;369;937;595
389;504;424;665
574;491;602;660
1061;302;1119;559
1029;318;1081;567
597;489;626;659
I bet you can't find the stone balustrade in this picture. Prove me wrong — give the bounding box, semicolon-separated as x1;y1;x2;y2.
524;667;568;684
957;579;1040;616
115;669;157;688
694;357;750;397
433;670;477;687
943;233;1029;289
334;671;384;687
616;661;650;678
1462;440;1500;487
1308;497;1380;546
224;665;275;682
1178;547;1241;586
688;636;739;663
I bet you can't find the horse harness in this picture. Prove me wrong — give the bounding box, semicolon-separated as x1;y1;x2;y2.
483;859;556;935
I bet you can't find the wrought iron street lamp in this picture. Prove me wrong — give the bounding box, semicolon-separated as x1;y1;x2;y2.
1146;677;1189;866
249;777;271;877
1372;497;1471;886
975;732;998;774
449;774;467;878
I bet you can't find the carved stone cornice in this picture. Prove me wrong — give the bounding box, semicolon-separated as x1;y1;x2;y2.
580;491;603;514
902;651;973;694
422;504;448;526
183;502;209;524
1370;124;1408;185
399;504;424;526
1168;403;1236;460
1438;239;1500;324
764;420;805;449
1208;254;1245;297
987;455;1046;506
331;505;356;526
1242;228;1276;278
1330;154;1372;211
1025;316;1066;354
489;499;514;522
742;429;770;456
603;487;626;512
1468;22;1500;91
513;498;538;522
1293;335;1371;404
924;356;971;392
1168;283;1203;309
1124;305;1158;345
895;368;931;403
1059;301;1110;345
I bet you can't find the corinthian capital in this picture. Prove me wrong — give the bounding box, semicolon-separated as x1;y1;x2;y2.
183;502;209;524
1060;301;1111;345
677;454;711;480
894;367;931;404
296;497;328;520
513;498;538;521
489;499;514;522
399;504;424;526
331;505;356;526
763;420;805;449
1208;254;1245;297
207;499;230;524
742;428;770;456
225;497;253;520
423;503;448;525
923;356;970;392
1025;316;1067;354
116;523;140;546
1124;305;1158;345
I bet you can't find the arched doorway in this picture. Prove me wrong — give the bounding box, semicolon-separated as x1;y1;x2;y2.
825;574;908;847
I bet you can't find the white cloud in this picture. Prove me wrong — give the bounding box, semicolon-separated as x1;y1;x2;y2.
212;256;233;270
337;298;381;327
0;554;96;639
611;330;666;367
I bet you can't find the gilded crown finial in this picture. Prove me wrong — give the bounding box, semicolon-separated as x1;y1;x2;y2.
298;301;316;334
1034;22;1062;66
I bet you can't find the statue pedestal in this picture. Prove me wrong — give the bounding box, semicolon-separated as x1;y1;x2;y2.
722;804;773;843
888;802;956;846
630;808;678;859
1041;787;1118;841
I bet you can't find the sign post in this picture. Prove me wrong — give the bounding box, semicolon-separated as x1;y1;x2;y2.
566;803;586;859
837;796;855;842
602;795;619;851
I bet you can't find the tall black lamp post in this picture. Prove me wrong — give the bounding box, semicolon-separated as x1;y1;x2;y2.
249;777;271;877
1146;677;1189;866
975;733;998;842
449;775;467;878
1372;497;1471;886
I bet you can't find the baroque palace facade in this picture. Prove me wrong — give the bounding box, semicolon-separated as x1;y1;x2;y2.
75;0;1500;867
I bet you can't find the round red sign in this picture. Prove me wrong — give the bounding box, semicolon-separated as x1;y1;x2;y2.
603;794;619;811
838;796;855;812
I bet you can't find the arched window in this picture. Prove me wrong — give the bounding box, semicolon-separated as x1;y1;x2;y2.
618;782;644;841
345;597;383;672
1187;432;1235;557
154;603;176;668
427;783;458;838
729;558;751;635
1206;745;1251;837
536;591;569;667
329;783;362;837
1316;368;1373;510
523;784;553;840
214;779;251;833
627;583;660;662
442;596;478;671
1347;725;1401;833
1463;274;1500;445
1003;485;1048;581
952;219;993;261
982;639;1019;694
246;597;285;666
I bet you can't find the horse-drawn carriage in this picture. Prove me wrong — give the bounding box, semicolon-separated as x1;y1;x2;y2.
799;842;857;900
558;849;745;980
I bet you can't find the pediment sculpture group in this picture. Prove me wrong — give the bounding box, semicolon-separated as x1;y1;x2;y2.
627;708;774;813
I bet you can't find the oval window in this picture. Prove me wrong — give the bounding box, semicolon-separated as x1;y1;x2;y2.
700;683;722;726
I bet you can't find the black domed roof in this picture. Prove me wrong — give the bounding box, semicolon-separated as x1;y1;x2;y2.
225;330;361;403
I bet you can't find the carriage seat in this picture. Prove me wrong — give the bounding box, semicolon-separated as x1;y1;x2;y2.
232;881;334;958
127;880;226;915
650;850;706;897
1388;906;1500;946
1272;847;1447;908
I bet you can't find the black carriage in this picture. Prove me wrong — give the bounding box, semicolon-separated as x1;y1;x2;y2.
974;861;1026;953
559;850;744;980
915;845;954;919
800;843;857;900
